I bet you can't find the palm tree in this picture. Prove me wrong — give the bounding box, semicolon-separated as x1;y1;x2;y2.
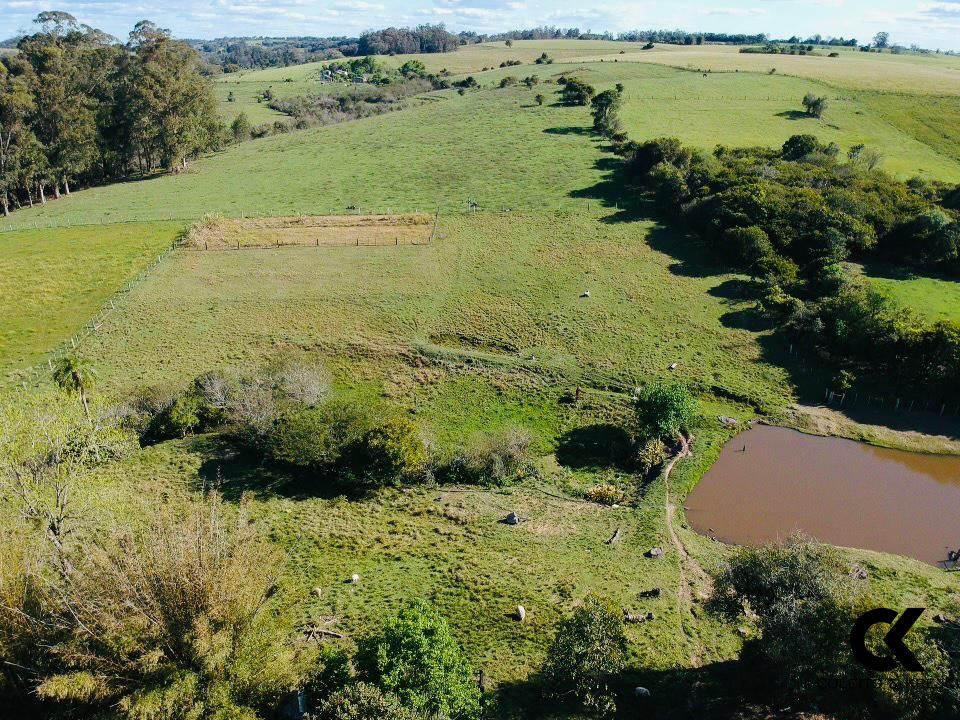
53;356;97;420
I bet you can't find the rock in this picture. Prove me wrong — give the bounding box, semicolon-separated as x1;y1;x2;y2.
646;547;664;559
581;290;591;298
646;612;655;621
350;573;360;584
717;415;739;426
669;363;678;370
934;613;949;624
638;587;661;599
505;512;522;525
850;565;868;580
313;587;323;598
634;687;651;698
737;626;749;637
516;605;526;622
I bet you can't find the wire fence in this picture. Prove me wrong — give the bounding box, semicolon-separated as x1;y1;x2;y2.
3;207;449;391
6;234;185;391
0;200;618;234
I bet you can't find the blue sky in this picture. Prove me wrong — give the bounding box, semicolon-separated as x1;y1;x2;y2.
2;1;960;50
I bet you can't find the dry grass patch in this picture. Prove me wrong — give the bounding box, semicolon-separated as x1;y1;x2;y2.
185;213;434;250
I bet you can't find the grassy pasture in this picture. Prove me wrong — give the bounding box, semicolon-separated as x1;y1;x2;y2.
578;42;960;95
6;61;960;234
3;39;960;717
75;213;791;413
867;270;960;323
483;61;960;180
0;222;183;379
233;41;960;96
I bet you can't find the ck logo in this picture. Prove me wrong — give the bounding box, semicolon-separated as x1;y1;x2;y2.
850;608;925;672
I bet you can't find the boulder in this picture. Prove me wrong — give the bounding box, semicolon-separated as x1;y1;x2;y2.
646;547;664;559
516;605;526;622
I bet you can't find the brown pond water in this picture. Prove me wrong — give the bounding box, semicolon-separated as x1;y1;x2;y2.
685;425;960;565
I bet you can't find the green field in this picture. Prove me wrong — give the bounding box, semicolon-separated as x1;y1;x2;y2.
0;222;183;379
6;61;960;234
868;269;960;323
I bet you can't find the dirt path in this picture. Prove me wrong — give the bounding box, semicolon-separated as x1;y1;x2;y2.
662;434;712;667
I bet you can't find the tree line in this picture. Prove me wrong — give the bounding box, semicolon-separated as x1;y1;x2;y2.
358;24;460;55
195;36;361;72
612;131;960;402
0;12;223;217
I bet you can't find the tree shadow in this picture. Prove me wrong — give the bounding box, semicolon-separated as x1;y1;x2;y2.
489;659;766;719
775;109;812;120
646;224;726;279
542;125;594;136
555;424;634;470
187;435;368;502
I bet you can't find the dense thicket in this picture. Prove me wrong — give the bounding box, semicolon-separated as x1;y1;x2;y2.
358;24;459;55
712;537;960;718
0;12;222;216
619;134;960;401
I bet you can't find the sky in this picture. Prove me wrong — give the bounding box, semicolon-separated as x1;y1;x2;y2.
2;0;960;51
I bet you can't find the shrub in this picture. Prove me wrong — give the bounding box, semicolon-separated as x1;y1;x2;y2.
359;417;429;487
559;78;595;106
454;427;534;486
498;76;517;88
356;600;481;719
316;682;422;720
272;358;332;406
802;92;828;118
584;484;624;506
711;537;864;704
781;133;822;160
13;494;316;718
542;595;627;716
534;93;545;105
635;437;667;475
626;137;691;176
266;400;372;471
634;383;698;442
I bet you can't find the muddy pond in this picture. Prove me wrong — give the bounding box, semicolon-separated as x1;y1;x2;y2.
685;424;960;565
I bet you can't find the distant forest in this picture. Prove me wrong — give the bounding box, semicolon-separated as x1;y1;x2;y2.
4;23;943;74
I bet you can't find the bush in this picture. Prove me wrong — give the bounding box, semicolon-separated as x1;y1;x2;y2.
356;600;481;719
635;437;667;475
584;484;624;506
9;494;317;718
634;383;698;442
711;537;863;703
453;427;534;486
266;400;372;471
559;78;595;105
626;136;691;176
359;417;430;487
712;536;960;716
542;595;627;716
316;683;422;720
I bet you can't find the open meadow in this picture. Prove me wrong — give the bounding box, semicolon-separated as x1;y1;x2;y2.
3;36;960;719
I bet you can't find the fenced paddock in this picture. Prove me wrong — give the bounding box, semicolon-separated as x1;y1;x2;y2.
184;213;436;251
